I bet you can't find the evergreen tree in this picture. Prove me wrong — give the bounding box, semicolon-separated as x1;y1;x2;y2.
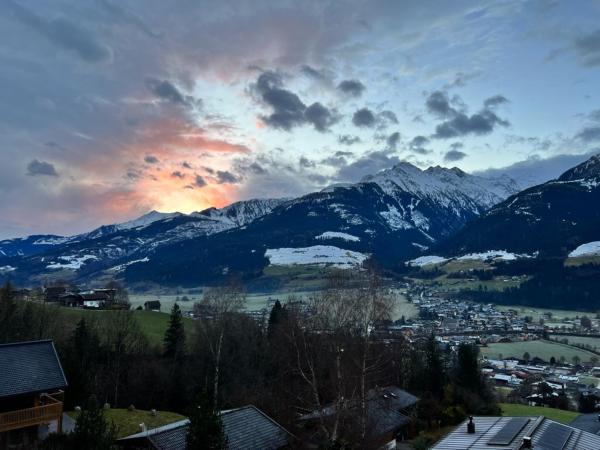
164;303;186;359
267;300;286;339
71;396;116;450
65;318;101;407
187;395;227;450
424;334;445;397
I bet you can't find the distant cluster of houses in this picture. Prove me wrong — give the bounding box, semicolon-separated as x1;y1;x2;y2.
44;285;119;309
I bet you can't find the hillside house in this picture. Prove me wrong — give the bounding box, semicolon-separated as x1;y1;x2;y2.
116;405;293;449
299;386;419;448
432;415;600;449
44;286;67;303
0;340;67;449
144;300;161;312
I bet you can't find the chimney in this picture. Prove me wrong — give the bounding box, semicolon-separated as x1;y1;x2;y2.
467;416;475;434
522;436;532;448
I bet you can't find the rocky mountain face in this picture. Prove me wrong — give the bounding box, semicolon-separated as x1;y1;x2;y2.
0;161;524;286
436;154;600;257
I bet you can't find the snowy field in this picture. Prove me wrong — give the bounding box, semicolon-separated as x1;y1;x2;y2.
316;231;360;242
568;241;600;257
265;245;367;268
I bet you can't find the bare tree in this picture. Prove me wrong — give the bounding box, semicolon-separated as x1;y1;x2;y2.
288;269;394;445
194;281;246;408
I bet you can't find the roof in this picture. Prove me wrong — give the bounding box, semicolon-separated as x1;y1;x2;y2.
0;340;67;398
144;300;161;307
431;415;600;450
221;405;291;450
117;406;291;450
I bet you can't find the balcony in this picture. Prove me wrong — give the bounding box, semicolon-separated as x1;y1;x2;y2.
0;392;64;433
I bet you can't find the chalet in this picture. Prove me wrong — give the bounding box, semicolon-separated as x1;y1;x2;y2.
0;340;67;449
431;415;600;449
44;286;67;303
80;292;109;308
116;405;293;449
144;300;161;312
299;386;419;448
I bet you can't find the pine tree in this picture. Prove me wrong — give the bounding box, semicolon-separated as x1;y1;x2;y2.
71;396;116;450
164;303;186;359
425;333;445;397
267;300;286;339
187;395;227;450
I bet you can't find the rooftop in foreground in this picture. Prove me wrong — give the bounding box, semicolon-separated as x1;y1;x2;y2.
431;415;600;450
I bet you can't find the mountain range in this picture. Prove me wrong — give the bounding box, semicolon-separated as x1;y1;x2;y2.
1;155;599;287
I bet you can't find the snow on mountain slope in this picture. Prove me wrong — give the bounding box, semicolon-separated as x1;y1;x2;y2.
265;246;367;268
568;241;600;257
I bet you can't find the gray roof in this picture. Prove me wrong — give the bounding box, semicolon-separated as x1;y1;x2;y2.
432;415;600;450
221;405;291;450
0;340;67;398
117;406;291;450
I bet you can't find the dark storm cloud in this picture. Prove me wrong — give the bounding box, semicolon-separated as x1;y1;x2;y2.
352;107;377;127
304;102;338;132
444;143;467;162
483;95;509;108
337;79;366;97
144;155;159;164
574;29;600;67
146;78;197;108
322;150;353;168
6;0;111;62
216;170;240;184
299;156;316;168
27;159;59;177
409;136;431;154
426;91;455;118
338;135;361;145
426;91;510;139
386;132;401;150
253;71;336;132
194;175;207;188
576;126;600;142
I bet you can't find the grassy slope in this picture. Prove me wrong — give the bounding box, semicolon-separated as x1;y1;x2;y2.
499;403;579;424
59;308;194;348
69;408;186;438
480;340;597;363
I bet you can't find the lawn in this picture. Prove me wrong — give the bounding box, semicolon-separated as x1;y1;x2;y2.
480;339;597;363
550;335;600;351
499;403;580;424
496;305;588;321
58;307;195;348
68;408;186;438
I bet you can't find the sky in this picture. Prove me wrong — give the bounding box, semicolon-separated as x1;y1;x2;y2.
1;0;600;238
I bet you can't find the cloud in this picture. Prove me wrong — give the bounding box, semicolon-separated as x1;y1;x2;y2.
352;107;377;127
216;170;240;184
182;161;192;169
426;91;455;118
146;78;197;108
408;135;431;154
27;159;59;177
304;102;338;132
576;126;600;142
475;151;600;188
171;170;184;179
336;149;403;182
253;71;335;132
6;0;111;62
444;142;467;162
386;132;401;150
337;79;366;97
299;156;316;168
194;175;207;188
144;155;159;164
338;134;361;145
574;29;600;67
426;91;510;139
